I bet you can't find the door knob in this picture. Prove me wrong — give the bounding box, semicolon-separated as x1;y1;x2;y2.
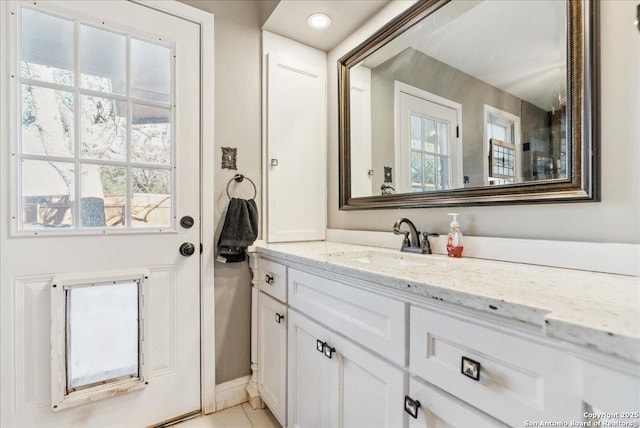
179;242;196;257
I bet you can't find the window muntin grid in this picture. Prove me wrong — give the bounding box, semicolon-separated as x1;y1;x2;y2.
486;108;519;186
16;7;175;234
410;113;451;192
491;139;515;184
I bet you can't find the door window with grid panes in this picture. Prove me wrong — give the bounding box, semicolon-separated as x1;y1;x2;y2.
410;113;451;192
17;8;174;233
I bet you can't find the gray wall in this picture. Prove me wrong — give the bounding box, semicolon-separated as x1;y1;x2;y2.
179;0;261;384
328;0;640;244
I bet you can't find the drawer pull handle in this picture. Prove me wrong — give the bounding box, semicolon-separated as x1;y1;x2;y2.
404;395;421;419
275;313;284;323
323;344;336;359
461;356;481;381
315;340;336;359
264;274;274;285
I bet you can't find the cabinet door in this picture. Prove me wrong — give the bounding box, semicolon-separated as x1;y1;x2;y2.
407;378;506;428
332;333;405;428
257;292;287;426
288;310;336;428
581;360;640;423
265;41;326;242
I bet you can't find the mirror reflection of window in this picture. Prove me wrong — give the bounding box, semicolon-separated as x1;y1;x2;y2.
395;82;462;194
484;106;521;186
410;114;451;192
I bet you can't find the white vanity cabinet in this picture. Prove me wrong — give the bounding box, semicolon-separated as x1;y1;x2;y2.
287;309;405;428
251;249;640;428
256;257;289;425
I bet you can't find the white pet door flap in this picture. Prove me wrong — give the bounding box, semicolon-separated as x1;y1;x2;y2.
50;269;150;411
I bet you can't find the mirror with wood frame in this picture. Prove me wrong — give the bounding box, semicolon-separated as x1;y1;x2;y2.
338;0;598;209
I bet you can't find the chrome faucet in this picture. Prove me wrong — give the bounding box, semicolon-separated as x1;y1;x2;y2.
393;218;439;254
393;218;422;254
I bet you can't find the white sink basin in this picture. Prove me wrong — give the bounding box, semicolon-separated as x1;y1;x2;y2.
324;249;441;269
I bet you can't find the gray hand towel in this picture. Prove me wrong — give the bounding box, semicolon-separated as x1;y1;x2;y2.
217;198;259;263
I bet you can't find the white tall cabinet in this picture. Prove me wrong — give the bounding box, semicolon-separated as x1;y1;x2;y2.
262;32;326;243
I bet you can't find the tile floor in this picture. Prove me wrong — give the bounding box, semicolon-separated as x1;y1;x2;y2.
176;403;281;428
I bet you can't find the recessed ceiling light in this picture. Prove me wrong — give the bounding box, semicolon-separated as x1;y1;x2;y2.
307;13;331;30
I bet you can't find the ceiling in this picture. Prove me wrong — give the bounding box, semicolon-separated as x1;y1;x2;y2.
263;0;391;52
362;0;567;111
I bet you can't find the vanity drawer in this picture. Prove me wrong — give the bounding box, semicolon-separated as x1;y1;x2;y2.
410;305;580;425
259;258;287;302
288;268;406;365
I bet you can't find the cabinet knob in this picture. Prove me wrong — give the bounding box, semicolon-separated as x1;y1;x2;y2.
461;356;481;381
265;274;274;285
404;395;421;419
275;313;284;323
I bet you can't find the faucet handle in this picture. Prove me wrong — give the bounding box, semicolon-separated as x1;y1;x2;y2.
421;232;439;254
399;231;411;248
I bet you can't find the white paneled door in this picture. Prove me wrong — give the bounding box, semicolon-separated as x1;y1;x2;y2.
1;1;202;426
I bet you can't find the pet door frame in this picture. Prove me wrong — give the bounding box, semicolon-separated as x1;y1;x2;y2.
50;268;150;411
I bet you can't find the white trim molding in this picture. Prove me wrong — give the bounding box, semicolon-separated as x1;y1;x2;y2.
133;0;216;414
327;229;639;277
215;376;250;412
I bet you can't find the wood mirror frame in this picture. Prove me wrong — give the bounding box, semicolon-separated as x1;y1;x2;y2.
338;0;599;209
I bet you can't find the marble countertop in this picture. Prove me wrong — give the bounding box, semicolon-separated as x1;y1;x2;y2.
251;241;640;363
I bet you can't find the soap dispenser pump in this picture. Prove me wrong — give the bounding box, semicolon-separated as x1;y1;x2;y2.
447;213;464;258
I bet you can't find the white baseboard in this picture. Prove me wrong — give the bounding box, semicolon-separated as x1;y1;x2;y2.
327;229;639;276
215;375;250;412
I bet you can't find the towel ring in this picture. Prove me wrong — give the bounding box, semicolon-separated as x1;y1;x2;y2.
226;174;257;200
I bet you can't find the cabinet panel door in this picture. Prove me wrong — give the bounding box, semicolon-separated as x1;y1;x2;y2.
266;48;326;242
288;310;336;428
407;378;506;428
257;292;287;426
332;333;405;428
